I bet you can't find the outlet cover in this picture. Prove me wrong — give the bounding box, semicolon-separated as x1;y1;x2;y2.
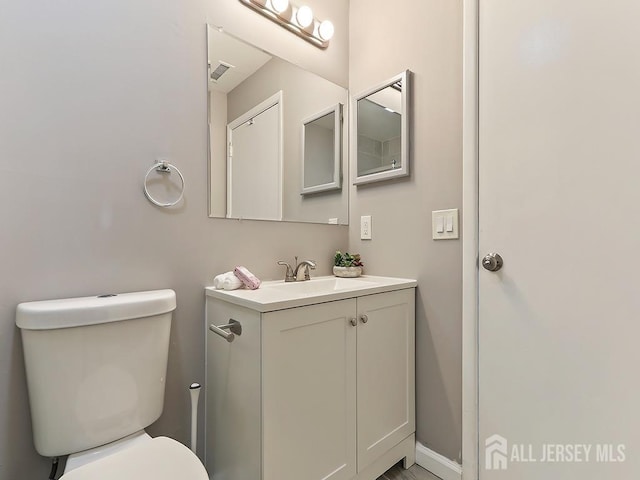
360;215;372;240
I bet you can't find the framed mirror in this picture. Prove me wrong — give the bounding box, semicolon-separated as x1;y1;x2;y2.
301;103;342;195
352;70;411;185
207;25;349;224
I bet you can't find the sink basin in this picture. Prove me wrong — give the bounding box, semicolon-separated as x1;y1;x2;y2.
205;275;417;312
262;276;377;295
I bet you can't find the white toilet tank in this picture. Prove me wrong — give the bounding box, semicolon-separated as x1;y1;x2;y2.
16;290;176;458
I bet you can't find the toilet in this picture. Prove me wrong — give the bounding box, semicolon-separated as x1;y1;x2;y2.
16;289;209;479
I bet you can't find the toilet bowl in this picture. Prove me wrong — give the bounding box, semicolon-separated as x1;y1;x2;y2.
16;290;208;479
60;433;207;480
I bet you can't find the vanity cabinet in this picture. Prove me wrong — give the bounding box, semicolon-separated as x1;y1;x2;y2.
205;280;415;480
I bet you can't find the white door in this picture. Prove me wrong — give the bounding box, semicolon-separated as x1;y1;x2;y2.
479;1;640;478
227;101;281;220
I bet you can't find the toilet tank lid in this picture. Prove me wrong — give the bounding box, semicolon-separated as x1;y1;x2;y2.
59;437;208;480
16;289;176;330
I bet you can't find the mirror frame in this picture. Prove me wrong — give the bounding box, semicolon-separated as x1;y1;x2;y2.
300;103;343;195
352;70;411;186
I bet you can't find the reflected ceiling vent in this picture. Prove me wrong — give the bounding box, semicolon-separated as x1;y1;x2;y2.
210;61;235;82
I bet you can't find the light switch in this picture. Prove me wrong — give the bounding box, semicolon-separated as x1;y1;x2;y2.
432;209;459;240
446;215;454;232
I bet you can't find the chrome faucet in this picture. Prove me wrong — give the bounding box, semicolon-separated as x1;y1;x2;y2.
277;257;316;282
294;258;316;281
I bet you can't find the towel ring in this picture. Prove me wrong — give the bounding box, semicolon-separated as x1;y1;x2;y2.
143;161;185;207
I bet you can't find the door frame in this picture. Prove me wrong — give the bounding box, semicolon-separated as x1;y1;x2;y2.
461;0;479;479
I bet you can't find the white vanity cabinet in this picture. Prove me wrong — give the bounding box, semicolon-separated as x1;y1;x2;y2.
205;276;416;480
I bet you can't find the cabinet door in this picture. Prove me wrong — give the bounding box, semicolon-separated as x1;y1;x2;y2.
262;299;357;480
356;289;415;471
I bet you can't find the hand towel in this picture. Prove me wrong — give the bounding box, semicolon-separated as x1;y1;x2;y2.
213;271;233;289
234;266;261;290
221;275;243;291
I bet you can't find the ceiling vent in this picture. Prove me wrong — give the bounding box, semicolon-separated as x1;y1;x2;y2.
210;61;235;82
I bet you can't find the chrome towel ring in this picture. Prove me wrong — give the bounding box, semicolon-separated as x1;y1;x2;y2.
143;161;185;208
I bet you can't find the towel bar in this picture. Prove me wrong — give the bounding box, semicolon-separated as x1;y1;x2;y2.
209;319;242;342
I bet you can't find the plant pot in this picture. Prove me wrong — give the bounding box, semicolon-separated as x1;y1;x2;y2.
333;266;363;278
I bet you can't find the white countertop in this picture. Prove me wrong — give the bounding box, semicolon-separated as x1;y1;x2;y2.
205;275;417;312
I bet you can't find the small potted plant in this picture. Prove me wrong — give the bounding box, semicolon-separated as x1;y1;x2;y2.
333;251;364;278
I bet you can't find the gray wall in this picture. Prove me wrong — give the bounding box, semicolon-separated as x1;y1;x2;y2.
0;0;348;478
349;0;463;463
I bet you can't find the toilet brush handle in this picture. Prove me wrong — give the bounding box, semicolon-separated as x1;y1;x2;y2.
189;383;201;453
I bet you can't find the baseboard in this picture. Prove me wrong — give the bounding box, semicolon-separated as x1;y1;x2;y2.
415;442;462;480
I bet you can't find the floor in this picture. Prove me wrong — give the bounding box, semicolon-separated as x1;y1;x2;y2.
377;462;441;480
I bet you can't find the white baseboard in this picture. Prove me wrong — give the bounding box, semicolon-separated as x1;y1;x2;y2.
415;442;462;480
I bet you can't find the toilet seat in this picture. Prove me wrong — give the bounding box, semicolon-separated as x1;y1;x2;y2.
59;437;208;480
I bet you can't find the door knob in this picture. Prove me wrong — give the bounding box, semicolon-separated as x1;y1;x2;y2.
482;253;503;272
360;314;368;324
350;318;357;327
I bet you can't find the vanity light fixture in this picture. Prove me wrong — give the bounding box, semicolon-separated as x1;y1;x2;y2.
317;19;334;42
270;0;290;15
295;5;314;30
240;0;334;49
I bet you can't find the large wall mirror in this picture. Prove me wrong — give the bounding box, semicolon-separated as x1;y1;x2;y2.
207;25;348;224
352;70;411;185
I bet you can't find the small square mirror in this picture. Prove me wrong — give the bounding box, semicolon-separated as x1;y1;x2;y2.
301;103;343;195
353;70;411;185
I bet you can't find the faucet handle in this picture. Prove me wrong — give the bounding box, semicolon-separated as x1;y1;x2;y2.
302;260;316;280
277;261;295;282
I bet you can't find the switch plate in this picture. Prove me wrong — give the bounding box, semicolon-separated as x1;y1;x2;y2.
360;215;372;240
432;209;459;240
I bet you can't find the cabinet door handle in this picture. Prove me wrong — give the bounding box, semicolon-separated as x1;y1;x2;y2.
209;319;242;342
360;314;368;324
349;317;357;327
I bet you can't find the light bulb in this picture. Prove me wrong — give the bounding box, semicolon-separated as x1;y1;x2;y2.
318;20;334;41
270;0;289;14
296;6;314;29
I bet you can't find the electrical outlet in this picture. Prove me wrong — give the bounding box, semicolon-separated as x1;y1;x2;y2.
361;215;372;240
